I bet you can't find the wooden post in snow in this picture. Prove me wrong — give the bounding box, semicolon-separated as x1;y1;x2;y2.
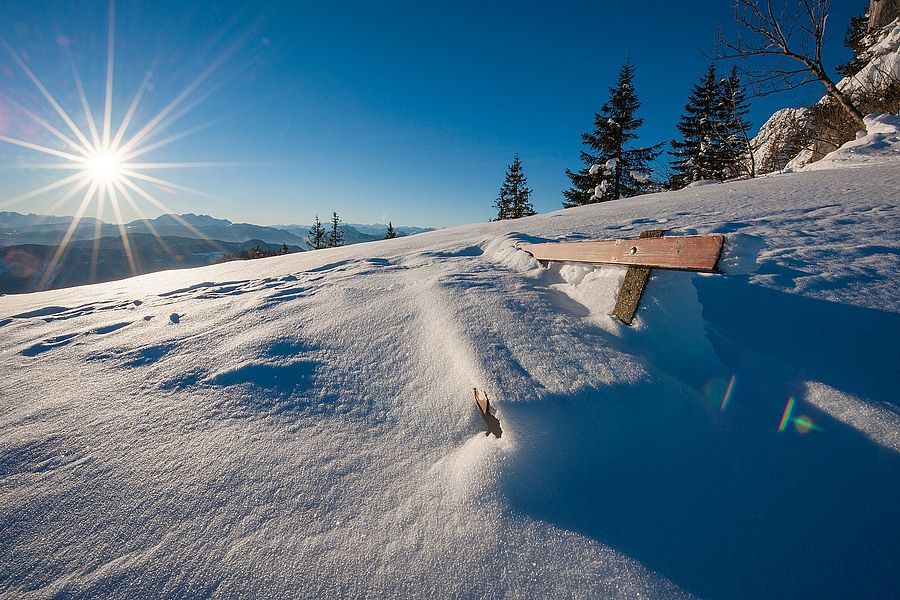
473;388;502;438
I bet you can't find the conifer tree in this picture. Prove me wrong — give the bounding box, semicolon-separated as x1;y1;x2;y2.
670;64;723;189
328;212;343;247
715;66;754;180
495;154;536;219
563;61;662;207
837;7;873;77
493;185;511;220
307;215;327;250
385;222;397;239
670;65;754;188
279;243;290;255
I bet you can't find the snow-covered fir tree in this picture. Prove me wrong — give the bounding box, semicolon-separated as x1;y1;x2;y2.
307;215;327;250
670;64;723;189
385;222;397;239
495;154;536;219
715;66;754;180
670;65;754;188
563;60;662;206
328;212;343;247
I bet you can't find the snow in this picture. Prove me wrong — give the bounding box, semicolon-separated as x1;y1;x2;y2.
802;112;900;170
1;156;899;598
685;179;720;188
838;18;900;96
604;157;619;170
629;170;650;183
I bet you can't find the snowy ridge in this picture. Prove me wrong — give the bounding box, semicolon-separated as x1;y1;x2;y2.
1;161;899;598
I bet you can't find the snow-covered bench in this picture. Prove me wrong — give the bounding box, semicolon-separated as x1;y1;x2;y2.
517;230;725;324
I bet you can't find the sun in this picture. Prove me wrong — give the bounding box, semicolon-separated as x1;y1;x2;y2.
0;0;249;290
85;149;124;183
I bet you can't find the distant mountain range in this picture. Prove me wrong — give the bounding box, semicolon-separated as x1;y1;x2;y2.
0;212;434;294
274;222;434;245
0;234;303;294
0;212;304;247
0;212;434;248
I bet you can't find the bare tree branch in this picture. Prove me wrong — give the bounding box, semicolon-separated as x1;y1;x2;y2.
718;0;865;127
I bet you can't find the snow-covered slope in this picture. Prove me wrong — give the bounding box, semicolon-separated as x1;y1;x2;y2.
2;159;899;598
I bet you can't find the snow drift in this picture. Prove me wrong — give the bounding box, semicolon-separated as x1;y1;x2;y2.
1;156;899;597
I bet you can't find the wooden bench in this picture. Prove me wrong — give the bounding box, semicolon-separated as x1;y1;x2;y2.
517;230;725;325
473;231;724;437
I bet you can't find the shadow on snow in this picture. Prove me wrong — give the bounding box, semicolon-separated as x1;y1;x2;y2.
500;379;899;600
500;277;899;599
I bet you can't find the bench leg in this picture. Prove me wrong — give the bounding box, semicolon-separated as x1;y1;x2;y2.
611;230;666;325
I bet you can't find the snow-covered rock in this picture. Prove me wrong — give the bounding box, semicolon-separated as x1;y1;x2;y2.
750;107;815;173
838;18;900;96
1;158;899;598
803;112;900;170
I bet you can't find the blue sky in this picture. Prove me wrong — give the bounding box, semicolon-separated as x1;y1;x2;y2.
0;0;863;228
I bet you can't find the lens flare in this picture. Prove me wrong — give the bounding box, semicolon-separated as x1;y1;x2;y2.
3;248;40;278
792;415;823;434
794;415;813;434
720;374;736;412
778;396;795;433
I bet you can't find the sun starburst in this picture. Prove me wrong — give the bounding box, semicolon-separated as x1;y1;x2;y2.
0;0;248;289
85;149;124;183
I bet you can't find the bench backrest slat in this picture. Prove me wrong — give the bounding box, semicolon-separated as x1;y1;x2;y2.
517;235;724;272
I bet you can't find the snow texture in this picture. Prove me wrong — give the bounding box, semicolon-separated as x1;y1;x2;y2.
1;157;899;598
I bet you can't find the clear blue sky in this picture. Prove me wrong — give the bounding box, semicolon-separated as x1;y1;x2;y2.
0;0;863;228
